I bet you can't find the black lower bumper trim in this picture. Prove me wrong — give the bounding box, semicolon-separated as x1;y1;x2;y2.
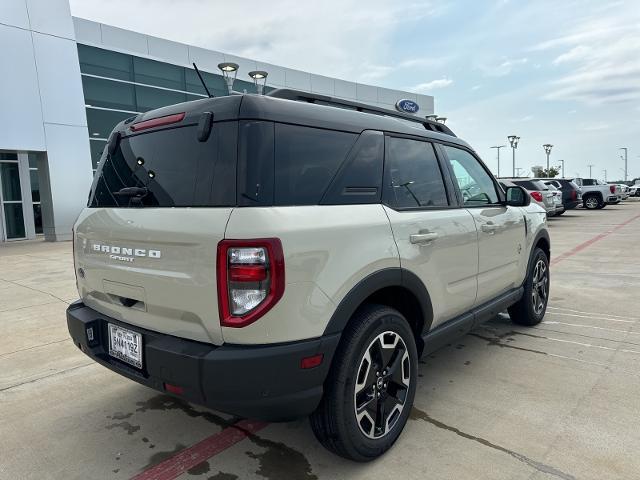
66;301;340;421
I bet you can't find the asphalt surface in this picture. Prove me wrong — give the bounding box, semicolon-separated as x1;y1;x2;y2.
2;199;640;480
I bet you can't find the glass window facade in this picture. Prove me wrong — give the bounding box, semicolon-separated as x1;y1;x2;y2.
78;44;270;171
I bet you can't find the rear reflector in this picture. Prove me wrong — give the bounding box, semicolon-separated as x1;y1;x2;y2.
131;112;185;132
229;264;268;282
301;354;324;369
164;383;184;395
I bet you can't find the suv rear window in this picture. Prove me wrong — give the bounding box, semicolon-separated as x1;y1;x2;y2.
89;123;236;208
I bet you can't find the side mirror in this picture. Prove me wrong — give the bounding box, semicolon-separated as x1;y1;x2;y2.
505;186;530;206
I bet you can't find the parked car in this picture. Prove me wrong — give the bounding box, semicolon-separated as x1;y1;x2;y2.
570;178;619;209
630;184;640;197
501;178;556;216
67;89;551;461
617;184;630;201
537;178;582;210
545;183;565;216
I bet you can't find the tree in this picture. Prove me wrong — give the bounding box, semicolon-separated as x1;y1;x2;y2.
532;165;560;178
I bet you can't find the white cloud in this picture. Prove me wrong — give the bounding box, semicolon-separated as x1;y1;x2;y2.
480;57;528;77
552;45;591;65
69;0;443;85
537;10;640;104
410;78;454;93
471;85;482;91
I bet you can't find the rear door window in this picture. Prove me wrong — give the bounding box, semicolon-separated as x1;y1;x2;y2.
274;124;357;206
384;137;449;208
89;123;236;207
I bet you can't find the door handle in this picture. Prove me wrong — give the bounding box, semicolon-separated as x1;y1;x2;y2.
481;223;498;234
410;232;439;244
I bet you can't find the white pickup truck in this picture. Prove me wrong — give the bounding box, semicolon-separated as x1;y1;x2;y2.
570;178;621;209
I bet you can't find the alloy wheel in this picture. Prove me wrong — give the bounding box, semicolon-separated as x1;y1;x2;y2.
531;259;548;315
585;197;598;209
354;331;410;439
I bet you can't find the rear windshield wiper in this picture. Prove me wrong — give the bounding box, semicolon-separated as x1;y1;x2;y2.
113;187;148;197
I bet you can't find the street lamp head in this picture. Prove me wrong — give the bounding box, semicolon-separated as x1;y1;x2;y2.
218;62;239;73
507;135;520;148
543;144;553;155
436;117;447;124
217;62;239;94
248;70;268;94
425;114;438;121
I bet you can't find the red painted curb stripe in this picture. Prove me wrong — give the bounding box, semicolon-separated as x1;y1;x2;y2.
551;213;640;266
131;419;268;480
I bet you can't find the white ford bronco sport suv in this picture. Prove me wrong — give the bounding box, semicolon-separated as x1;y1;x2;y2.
67;90;550;461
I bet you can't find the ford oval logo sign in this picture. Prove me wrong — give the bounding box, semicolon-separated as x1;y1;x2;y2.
395;99;419;114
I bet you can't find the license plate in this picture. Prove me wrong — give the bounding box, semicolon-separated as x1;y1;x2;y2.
108;323;143;369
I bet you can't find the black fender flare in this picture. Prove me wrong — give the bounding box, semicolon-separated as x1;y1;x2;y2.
322;267;434;336
525;229;551;280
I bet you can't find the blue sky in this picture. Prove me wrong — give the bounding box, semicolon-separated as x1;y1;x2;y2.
71;0;640;181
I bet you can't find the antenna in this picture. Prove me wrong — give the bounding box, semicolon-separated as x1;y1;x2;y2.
192;63;213;98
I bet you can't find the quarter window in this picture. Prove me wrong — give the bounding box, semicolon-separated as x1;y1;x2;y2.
443;146;499;206
384;137;448;208
274;124;357;206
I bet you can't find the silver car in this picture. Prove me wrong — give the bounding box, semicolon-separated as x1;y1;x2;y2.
501;178;556;216
545;183;565;216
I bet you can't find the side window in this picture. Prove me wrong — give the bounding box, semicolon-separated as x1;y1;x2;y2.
321;130;384;205
384;137;448;208
443;146;499;206
274;124;357;206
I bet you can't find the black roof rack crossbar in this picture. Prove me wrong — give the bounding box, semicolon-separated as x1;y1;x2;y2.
266;88;456;137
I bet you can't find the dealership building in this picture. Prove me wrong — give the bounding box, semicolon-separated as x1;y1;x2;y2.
0;0;434;243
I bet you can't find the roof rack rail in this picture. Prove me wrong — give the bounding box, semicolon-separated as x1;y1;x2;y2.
266;88;456;137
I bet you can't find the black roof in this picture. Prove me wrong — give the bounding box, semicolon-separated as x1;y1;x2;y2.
116;91;471;151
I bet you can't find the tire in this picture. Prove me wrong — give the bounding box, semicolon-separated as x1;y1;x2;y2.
596;202;606;209
583;194;600;209
310;304;418;461
508;247;549;326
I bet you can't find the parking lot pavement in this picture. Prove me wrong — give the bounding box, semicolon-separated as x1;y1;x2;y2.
1;201;640;480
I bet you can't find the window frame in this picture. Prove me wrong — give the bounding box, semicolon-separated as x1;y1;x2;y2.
435;142;505;208
381;133;458;212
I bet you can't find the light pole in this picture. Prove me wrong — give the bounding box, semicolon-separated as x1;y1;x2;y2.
217;62;239;95
557;159;565;178
490;145;506;177
603;169;607;182
587;164;594;177
507;135;520;177
620;147;628;181
248;70;268;95
543;144;553;171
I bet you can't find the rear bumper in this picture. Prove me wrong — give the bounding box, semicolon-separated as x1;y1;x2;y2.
564;200;580;210
66;301;340;421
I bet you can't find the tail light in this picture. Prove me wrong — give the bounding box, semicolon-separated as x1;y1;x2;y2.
571;189;577;200
610;185;616;194
217;239;285;328
530;191;544;202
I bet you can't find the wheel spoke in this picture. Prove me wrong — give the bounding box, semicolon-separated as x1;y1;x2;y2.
353;330;412;439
